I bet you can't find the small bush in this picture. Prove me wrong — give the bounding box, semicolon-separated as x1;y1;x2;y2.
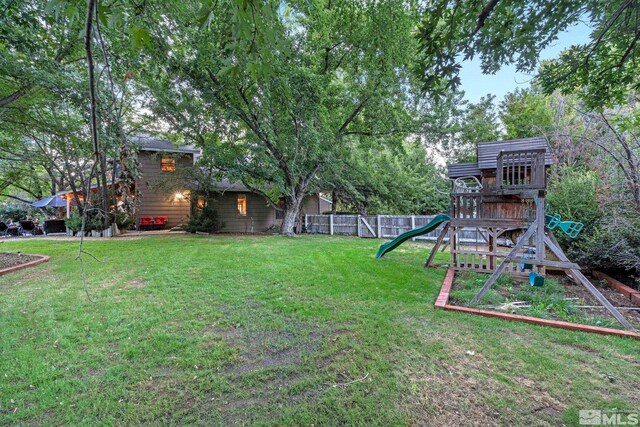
65;212;83;232
0;203;31;222
112;211;135;230
184;205;225;233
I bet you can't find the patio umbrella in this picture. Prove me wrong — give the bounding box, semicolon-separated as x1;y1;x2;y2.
31;195;68;208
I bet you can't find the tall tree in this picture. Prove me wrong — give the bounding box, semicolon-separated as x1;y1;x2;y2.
500;88;554;139
426;94;501;164
140;0;423;234
416;1;640;109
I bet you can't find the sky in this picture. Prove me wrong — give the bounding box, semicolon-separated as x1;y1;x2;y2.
458;22;592;104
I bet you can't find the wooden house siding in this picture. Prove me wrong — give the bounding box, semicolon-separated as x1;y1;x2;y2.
209;192;277;233
135;151;193;227
209;193;329;233
318;197;332;214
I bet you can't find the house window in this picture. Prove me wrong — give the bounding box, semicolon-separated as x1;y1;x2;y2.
237;194;247;216
161;158;176;172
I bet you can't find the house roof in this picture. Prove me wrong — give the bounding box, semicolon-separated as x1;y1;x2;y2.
447;136;553;178
132;134;199;154
210;179;332;204
447;162;482;179
211;179;253;192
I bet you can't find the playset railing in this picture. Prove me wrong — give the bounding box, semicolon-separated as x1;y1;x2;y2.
496;148;546;192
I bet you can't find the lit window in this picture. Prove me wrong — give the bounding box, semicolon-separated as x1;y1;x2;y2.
237;194;247;216
161;158;176;172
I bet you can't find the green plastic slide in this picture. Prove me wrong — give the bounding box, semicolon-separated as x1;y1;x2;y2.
376;214;450;259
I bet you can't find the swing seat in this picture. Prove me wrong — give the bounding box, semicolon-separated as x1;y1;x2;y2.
545;213;561;230
558;221;584;238
529;272;545;287
520;248;534;271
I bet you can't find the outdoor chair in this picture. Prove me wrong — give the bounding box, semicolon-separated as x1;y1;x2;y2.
6;224;20;236
18;220;38;236
139;216;154;230
154;216;168;229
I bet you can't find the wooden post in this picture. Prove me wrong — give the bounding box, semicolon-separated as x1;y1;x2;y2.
329;214;334;235
544;235;633;330
357;215;361;237
304;214;308;230
425;222;449;268
535;191;546;276
376;215;381;238
471;222;537;304
411;215;416;241
488;228;496;270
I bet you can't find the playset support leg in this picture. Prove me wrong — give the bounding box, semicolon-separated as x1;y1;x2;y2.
471;222;537;304
535;191;546;277
425;222;449;268
544;234;634;330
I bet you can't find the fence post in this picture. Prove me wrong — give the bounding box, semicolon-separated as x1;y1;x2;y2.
411;215;416;241
329;214;334;235
377;215;381;238
304;214;308;231
357;215;361;237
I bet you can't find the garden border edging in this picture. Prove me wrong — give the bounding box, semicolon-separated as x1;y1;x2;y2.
435;268;640;340
0;254;50;276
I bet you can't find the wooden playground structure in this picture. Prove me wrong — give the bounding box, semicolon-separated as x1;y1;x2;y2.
425;137;635;330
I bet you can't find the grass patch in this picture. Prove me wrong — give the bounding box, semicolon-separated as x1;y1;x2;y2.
0;235;638;425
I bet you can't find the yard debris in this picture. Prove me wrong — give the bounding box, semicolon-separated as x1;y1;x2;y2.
465;350;475;356
325;372;369;388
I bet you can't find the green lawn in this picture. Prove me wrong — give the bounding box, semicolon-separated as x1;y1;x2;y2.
1;235;638;426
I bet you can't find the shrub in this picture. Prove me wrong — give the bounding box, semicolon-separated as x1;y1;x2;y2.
0;203;31;222
65;211;83;232
184;205;225;233
112;211;135;230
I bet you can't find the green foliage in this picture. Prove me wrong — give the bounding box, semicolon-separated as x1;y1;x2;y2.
500;88;554;139
426;94;502;164
415;1;584;97
0;203;31;221
111;211;135;230
140;0;427;233
64;211;83;232
324;141;449;215
416;1;640;108
547;165;602;228
184;204;225;234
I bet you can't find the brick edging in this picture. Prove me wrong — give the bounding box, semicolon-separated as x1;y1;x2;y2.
435;268;640;341
592;271;640;307
0;254;49;276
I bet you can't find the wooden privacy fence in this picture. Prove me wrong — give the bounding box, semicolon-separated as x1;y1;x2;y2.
304;214;484;243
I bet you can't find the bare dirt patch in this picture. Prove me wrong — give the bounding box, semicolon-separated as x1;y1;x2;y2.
565;277;640;329
201;300;354;423
0;252;41;269
128;278;147;289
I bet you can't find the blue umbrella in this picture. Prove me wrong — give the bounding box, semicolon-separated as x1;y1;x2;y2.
31;195;68;208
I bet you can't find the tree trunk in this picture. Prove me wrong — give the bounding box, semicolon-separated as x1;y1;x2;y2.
280;195;303;236
331;189;337;215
